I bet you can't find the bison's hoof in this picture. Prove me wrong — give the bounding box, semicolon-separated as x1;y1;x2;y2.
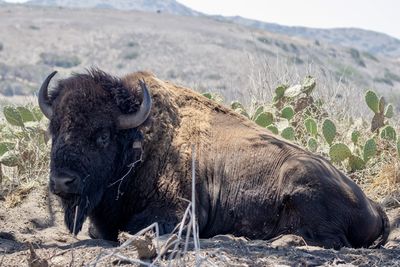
270;234;307;248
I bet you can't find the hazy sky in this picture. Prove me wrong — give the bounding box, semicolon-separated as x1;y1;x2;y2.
178;0;400;39
5;0;400;39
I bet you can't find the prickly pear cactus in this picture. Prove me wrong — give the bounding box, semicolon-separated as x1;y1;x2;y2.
348;155;365;171
304;118;318;137
252;106;264;120
231;101;245;110
329;143;352;162
366;91;393;132
363;138;377;162
281;127;295;140
380;125;397;141
307;137;318;152
302;76;316;95
281;106;295;120
274;85;288;100
385;104;394;118
231;101;250;118
0;150;19;167
371;113;385;132
3;106;24;128
267;125;279;135
351;130;360;144
365;90;380;113
322;119;336;146
255;112;273;127
379;97;385;114
284;84;302;98
202;92;212;99
202;92;223;103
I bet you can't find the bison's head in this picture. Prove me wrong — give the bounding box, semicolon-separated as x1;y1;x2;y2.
38;70;151;234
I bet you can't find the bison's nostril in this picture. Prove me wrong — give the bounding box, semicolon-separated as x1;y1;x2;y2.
51;176;78;194
64;179;74;185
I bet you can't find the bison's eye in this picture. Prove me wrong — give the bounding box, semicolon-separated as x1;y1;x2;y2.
96;131;110;148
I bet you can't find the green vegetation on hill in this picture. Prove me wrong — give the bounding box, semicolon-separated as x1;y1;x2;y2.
40;52;81;68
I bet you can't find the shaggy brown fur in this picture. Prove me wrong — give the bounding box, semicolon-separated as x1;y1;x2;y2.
121;71;389;248
45;70;389;249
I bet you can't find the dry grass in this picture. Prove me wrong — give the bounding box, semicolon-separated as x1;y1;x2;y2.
364;159;400;202
3;180;38;208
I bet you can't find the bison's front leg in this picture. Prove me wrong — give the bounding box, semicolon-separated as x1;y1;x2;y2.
125;206;180;236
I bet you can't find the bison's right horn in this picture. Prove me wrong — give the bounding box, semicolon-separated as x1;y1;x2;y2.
117;79;152;129
38;71;57;119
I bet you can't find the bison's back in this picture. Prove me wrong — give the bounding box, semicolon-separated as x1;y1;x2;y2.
123;72;388;248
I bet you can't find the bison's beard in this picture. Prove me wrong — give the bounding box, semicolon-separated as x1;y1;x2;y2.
61;190;104;235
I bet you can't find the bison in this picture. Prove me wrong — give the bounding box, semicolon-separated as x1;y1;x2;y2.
38;69;389;249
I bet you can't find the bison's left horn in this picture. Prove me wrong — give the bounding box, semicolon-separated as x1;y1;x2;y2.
38;71;57;119
117;79;152;129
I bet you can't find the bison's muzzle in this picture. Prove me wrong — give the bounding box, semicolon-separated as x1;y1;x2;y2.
50;173;81;198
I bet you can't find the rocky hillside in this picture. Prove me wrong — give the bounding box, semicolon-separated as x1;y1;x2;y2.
0;4;399;110
22;0;400;59
26;0;201;16
214;16;400;59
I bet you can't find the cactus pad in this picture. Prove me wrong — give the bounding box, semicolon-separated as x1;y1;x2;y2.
255;112;273;127
380;125;397;141
274;85;288;100
0;142;15;157
329;143;352;162
202;92;213;99
252;106;264;120
371;113;385;132
231;101;245;110
363;138;377;162
379;97;385;114
322;119;336;145
348;155;365;171
0;150;19;167
16;107;36;123
281;127;295;140
281;106;295;120
351;130;360;144
3;106;24;128
304;118;318;137
267;125;279;135
365;90;379;113
302;76;316;95
307;137;318;152
385;104;394;118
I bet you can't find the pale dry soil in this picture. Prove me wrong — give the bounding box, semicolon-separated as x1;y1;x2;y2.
1;186;400;266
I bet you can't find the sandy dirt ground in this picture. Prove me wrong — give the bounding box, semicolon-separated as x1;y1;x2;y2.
1;186;400;266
